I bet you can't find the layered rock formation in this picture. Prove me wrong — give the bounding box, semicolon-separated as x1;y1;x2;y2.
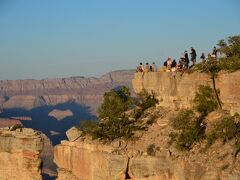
48;109;73;120
0;70;134;114
132;70;240;114
0;127;43;180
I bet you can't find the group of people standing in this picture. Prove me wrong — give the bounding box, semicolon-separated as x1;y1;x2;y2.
136;46;218;73
165;47;197;71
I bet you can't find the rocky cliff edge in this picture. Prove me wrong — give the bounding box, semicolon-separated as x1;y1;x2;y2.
0;127;43;180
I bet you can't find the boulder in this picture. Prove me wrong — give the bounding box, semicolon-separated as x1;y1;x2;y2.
66;127;82;142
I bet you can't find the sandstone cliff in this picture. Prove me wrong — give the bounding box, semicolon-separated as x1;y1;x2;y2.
0;70;134;114
132;70;240;115
54;108;240;180
0;127;43;180
53;70;240;180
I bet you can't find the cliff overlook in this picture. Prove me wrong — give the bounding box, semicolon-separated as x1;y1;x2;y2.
54;69;240;180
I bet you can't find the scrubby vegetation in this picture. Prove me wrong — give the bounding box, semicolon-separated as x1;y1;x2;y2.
169;85;220;150
169;84;240;155
169;110;205;150
134;89;158;119
146;144;156;156
193;85;220;115
78;86;158;142
206;114;240;156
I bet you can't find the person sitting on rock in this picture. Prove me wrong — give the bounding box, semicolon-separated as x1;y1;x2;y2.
152;62;157;72
139;62;144;72
145;63;150;72
149;65;153;72
166;58;172;71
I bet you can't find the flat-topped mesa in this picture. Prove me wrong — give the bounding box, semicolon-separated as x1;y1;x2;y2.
132;70;240;114
0;127;43;180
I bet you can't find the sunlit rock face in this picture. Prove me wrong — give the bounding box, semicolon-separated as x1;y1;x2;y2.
132;70;240;114
53;70;240;180
0;127;43;180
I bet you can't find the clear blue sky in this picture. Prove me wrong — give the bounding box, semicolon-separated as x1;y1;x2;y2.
0;0;239;80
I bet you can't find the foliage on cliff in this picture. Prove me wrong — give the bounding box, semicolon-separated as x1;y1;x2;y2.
193;85;220;115
134;89;158;119
169;85;219;151
79;86;158;141
98;86;133;120
169;110;205;150
206;114;240;156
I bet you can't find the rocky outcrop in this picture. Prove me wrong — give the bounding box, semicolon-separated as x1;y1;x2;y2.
48;109;73;120
54;106;240;180
0;118;22;128
0;127;43;180
54;140;128;180
132;70;240;114
0;70;134;114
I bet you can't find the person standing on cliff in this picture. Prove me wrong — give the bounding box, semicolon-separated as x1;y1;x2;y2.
212;46;218;59
184;51;189;69
200;53;206;62
190;47;197;67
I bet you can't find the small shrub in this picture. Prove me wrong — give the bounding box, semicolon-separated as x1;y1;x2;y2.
169;110;205;151
207;116;240;142
78;120;98;136
89;115;144;141
134;89;159;119
206;115;240;155
147;144;156;156
138;89;158;112
193;85;219;115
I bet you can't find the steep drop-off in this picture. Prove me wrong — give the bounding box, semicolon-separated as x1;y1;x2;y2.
54;71;240;180
132;70;240;114
0;127;43;180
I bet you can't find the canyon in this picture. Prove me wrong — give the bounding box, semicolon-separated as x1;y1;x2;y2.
1;70;240;179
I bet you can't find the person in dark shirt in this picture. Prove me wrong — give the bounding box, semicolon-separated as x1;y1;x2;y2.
200;53;206;62
212;46;218;59
171;59;177;67
184;51;189;69
190;47;197;66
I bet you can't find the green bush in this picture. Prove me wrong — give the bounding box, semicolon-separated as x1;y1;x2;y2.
91;115;143;141
79;86;144;141
206;115;240;147
147;144;156;156
138;89;158;111
98;86;133;120
193;85;220;115
169;110;205;151
78;120;98;136
134;89;158;119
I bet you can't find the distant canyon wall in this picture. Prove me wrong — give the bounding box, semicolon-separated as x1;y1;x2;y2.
132;70;240;115
0;70;134;114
